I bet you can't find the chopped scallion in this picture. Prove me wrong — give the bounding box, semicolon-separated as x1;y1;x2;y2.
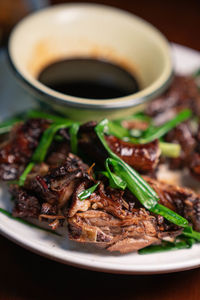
18;162;35;186
78;182;100;200
69;123;80;154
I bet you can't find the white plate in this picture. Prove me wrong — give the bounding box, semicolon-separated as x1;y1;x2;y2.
0;44;200;274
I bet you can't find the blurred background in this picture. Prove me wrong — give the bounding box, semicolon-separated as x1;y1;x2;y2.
0;0;200;50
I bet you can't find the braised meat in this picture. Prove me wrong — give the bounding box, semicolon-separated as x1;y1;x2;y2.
10;153;91;220
11;185;41;218
7;143;200;253
28;153;90;208
106;136;160;172
46;141;70;168
68;173;200;252
79;122;160;173
0;119;49;180
146;75;200;124
1;83;200;254
144;176;200;231
68;182;183;253
68;209;160;253
146;75;200;176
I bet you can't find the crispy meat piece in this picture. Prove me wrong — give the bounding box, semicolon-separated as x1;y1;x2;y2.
144;176;200;231
46;141;70;168
68;181;92;217
41;202;57;215
79;123;160;173
11;185;41;218
69;182;130;219
106;136;161;172
78;123;107;167
0;119;49;180
28;153;90;208
10;153;91;220
146;75;200;124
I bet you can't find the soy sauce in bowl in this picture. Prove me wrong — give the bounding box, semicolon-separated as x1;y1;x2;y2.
38;58;140;99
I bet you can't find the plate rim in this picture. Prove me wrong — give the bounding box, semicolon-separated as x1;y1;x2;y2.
0;224;200;275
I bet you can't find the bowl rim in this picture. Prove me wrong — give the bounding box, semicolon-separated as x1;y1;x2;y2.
7;2;174;110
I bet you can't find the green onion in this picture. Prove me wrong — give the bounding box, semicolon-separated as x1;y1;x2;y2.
26;110;71;124
99;110;184;158
69;123;80;154
114;111;151;124
108;157;188;226
193;68;200;78
107;157;159;209
0;117;21;134
54;135;65;142
105;158;127;190
136;109;192;144
32;122;73;163
18;162;35;186
78;182;100;200
95;120;189;227
107;121;130;139
16;118;73;186
151;203;188;227
0;207;61;236
159;141;181;158
138;238;194;254
129;129;143;138
182;226;200;241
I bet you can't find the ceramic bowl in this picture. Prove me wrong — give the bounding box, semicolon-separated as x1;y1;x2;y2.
8;3;173;121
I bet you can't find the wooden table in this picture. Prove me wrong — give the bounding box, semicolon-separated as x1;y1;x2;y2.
1;1;200;299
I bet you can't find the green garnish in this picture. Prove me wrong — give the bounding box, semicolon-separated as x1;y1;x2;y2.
107;157;159;209
129;128;143;138
99;112;188;158
69;123;80;154
18;162;35;186
129;109;192;144
0;207;61;236
105;159;127;190
107;121;130;140
54;135;65;142
193;68;200;78
182;226;200;241
114;111;151;124
138;238;195;254
108;157;188;226
18;121;73;186
151;203;188;227
78;182;100;200
26;110;71;124
159;141;181;158
95;120;189;227
32;122;73;163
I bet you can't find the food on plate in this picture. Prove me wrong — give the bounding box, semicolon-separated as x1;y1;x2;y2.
0;73;200;254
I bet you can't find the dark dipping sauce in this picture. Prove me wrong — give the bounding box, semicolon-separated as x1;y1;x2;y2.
38;58;140;99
